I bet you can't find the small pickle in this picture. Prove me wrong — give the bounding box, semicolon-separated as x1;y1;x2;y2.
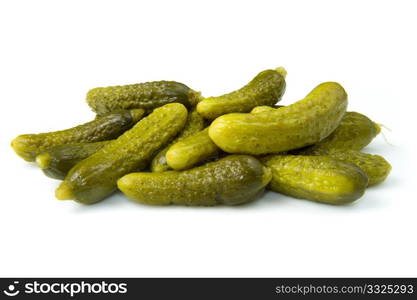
197;67;286;120
261;155;368;204
11;109;144;162
118;155;272;206
36;141;110;180
209;82;348;155
166;128;220;170
150;109;206;172
87;81;201;115
55;103;188;204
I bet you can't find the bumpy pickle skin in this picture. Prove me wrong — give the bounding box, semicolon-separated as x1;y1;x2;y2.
55;103;188;204
261;155;368;204
118;155;272;206
197;67;287;120
328;150;391;186
11;109;144;162
86;80;201;115
209;82;348;155
293;112;381;155
36;141;110;180
250;105;283;114
165;128;220;170
150;109;206;172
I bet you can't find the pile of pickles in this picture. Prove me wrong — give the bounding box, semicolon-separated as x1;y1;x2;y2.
11;67;391;206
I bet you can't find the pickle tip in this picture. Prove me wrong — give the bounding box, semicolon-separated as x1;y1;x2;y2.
11;135;32;162
35;153;51;169
275;66;287;78
55;182;74;200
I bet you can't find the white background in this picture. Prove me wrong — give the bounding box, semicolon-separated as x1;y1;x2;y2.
0;0;416;277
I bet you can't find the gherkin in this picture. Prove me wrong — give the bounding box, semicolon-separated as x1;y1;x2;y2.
197;67;287;120
151;109;206;172
55;103;188;204
87;80;201;115
11;109;144;162
261;155;368;204
209;82;348;155
118;155;272;206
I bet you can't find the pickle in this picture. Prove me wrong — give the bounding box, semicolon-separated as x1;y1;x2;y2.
36;141;110;180
209;82;348;155
197;67;287;120
261;155;368;204
87;81;201;115
328;150;391;186
11;109;144;162
166;128;220;170
118;155;272;206
294;112;380;155
55;103;188;204
150;109;206;172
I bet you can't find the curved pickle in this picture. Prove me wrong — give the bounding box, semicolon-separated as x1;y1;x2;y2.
87;81;201;115
209;82;348;155
118;155;272;206
197;67;286;120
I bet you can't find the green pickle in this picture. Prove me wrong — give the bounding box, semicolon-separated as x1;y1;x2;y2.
328;150;391;186
36;141;110;180
55;103;188;204
197;67;286;120
87;80;201;115
118;155;272;206
166;128;220;170
150;109;206;172
11;109;144;162
294;112;380;154
209;82;348;155
261;155;368;204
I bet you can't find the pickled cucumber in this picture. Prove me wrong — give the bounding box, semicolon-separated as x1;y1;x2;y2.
36;141;110;180
11;109;144;162
55;103;188;204
209;82;348;155
197;67;287;120
328;150;391;186
87;81;201;115
150;109;206;172
261;155;368;204
294;112;380;155
166;128;220;170
118;155;272;206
